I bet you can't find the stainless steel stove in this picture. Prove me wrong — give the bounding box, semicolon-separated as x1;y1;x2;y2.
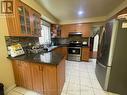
67;46;81;61
67;32;82;61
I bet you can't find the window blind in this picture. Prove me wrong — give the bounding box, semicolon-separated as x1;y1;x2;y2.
39;20;51;45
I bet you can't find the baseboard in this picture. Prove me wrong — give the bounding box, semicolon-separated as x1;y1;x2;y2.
5;84;16;95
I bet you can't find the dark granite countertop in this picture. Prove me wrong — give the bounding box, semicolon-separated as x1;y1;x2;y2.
81;46;90;48
7;45;89;65
7;50;64;65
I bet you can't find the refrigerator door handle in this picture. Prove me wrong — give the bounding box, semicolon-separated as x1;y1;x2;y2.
97;61;107;68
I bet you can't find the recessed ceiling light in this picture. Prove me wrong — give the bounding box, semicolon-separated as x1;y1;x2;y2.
78;11;84;15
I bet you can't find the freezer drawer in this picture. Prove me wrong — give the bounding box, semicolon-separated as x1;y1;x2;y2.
95;61;111;90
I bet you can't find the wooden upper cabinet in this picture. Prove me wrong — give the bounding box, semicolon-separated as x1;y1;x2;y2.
61;24;76;37
17;1;32;36
61;24;91;37
6;0;41;37
76;24;91;37
6;0;19;36
30;10;41;37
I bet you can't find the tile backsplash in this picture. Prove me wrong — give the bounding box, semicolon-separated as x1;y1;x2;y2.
51;38;70;45
51;37;89;46
5;36;39;47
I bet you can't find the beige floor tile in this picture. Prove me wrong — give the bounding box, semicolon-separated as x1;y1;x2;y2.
80;87;94;95
24;91;40;95
108;92;120;95
93;89;108;95
7;59;120;95
13;87;28;94
7;91;23;95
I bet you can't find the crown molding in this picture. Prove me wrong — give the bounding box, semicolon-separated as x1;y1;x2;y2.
60;16;107;25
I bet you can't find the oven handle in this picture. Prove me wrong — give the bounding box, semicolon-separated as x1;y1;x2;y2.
68;47;81;49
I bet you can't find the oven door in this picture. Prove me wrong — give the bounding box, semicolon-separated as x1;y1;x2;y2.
68;47;81;55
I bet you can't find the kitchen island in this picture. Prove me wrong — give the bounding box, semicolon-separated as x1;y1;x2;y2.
8;50;65;95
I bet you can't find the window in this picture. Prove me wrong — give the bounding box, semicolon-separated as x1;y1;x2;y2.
39;20;51;45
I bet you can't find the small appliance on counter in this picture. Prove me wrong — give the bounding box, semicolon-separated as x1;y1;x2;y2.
29;44;44;54
82;41;88;46
8;43;25;57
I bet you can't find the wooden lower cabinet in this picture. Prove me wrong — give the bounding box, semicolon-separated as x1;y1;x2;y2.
43;65;57;95
54;47;67;59
30;63;44;94
82;48;90;61
61;47;67;59
12;60;33;90
12;58;65;95
54;48;62;54
57;57;65;95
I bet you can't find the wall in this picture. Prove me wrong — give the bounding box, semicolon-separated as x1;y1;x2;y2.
0;16;15;93
0;0;58;93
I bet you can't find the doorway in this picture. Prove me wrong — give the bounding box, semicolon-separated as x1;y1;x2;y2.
93;34;99;58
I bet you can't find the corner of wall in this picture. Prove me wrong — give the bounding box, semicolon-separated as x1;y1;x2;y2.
0;16;15;93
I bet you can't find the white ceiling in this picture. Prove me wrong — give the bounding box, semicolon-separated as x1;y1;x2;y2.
36;0;125;23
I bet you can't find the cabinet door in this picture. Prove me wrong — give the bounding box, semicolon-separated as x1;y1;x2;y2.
31;11;41;37
82;48;90;61
12;60;32;89
6;0;20;36
6;0;41;36
17;2;32;36
61;47;67;59
12;60;22;86
54;48;62;54
30;63;44;94
43;65;57;95
61;24;76;37
57;58;65;95
61;24;91;37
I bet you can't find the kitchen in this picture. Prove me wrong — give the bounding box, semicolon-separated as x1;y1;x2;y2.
0;0;127;95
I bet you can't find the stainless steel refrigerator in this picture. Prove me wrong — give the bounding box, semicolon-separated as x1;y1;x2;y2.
95;19;127;95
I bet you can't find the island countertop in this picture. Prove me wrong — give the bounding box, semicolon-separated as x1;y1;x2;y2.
7;50;64;65
9;47;66;95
